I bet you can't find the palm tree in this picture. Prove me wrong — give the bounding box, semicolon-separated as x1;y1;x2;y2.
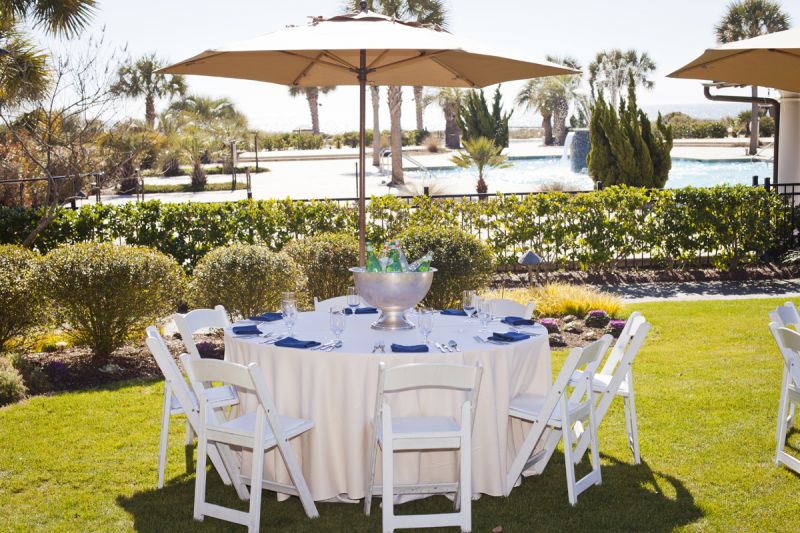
544;55;582;145
715;0;790;155
168;95;239;121
387;84;404;186
450;136;510;194
0;0;96;37
112;54;187;129
588;49;656;108
287;86;335;135
409;0;447;132
516;78;561;145
371;86;381;166
425;87;465;148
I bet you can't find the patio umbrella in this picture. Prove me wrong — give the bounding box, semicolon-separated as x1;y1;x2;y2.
160;2;578;264
668;28;800;92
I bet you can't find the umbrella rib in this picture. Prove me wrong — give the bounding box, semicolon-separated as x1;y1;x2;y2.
769;48;800;61
291;51;326;86
368;49;390;69
277;51;354;74
322;51;359;71
371;50;448;75
429;56;478;87
682;48;753;73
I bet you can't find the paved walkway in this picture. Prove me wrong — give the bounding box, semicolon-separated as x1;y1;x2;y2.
595;279;800;303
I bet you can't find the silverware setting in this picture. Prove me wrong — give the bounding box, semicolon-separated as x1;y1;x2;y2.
261;333;288;344
448;340;461;352
322;340;343;352
372;341;386;353
473;335;509;345
311;340;337;351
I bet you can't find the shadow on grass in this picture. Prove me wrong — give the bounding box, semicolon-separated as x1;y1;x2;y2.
118;451;702;532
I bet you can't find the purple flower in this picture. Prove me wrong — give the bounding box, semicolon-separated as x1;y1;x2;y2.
195;341;213;355
588;310;608;318
537;318;560;333
608;319;626;330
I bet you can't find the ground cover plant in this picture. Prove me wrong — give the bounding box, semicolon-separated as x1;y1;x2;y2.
2;298;800;530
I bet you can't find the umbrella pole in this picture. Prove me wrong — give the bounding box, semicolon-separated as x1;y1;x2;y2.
358;49;367;266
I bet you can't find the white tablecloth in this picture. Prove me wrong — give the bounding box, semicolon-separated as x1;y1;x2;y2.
224;311;551;501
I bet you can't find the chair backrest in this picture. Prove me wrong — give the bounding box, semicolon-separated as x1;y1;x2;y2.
600;312;647;377
770;323;800;385
487;298;535;320
181;355;284;436
173;305;230;360
545;335;613;421
314;296;349;312
375;362;483;427
145;326;197;411
769;302;800;329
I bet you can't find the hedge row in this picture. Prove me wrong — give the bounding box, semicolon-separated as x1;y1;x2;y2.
0;185;784;270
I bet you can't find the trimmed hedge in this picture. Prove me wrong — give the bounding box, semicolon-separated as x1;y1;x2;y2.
0;245;42;348
0;185;784;271
283;233;359;305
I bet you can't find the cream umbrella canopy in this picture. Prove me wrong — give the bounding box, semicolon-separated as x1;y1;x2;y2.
161;3;578;264
668;28;800;92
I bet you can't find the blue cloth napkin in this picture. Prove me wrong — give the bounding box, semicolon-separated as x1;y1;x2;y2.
231;324;261;335
391;343;429;353
489;331;531;343
502;316;536;326
274;337;321;349
249;312;282;322
441;309;468;316
344;307;379;315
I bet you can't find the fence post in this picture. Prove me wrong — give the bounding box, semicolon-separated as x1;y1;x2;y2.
752;175;759;187
423;186;430;196
596;181;604;191
765;177;772;192
246;168;252;200
254;133;259;173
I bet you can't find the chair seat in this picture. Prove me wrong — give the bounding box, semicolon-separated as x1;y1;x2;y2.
378;416;462;450
170;384;238;414
571;370;630;397
509;394;589;427
208;412;313;447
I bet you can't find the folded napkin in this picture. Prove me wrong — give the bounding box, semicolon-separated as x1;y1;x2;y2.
502;316;536;326
489;331;531;343
344;307;379;315
231;324;261;336
391;343;429;353
249;312;282;322
441;309;468;316
274;337;321;349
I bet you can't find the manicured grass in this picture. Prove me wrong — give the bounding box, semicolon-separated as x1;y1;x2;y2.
142;181;247;194
2;297;800;531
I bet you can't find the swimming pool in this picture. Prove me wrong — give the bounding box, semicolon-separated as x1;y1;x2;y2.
406;157;773;192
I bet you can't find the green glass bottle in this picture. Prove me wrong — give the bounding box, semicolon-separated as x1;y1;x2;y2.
385;244;403;272
409;251;433;272
365;243;382;272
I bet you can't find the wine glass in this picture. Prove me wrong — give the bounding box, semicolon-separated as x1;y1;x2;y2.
418;308;434;345
462;290;477;318
330;307;346;342
281;299;298;337
347;286;360;314
478;299;493;333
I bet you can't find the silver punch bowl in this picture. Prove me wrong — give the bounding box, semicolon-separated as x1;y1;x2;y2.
349;267;436;330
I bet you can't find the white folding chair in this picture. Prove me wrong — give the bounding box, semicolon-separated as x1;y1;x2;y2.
768;323;800;474
571;312;651;464
487;298;535;320
506;335;613;505
145;327;242;494
182;356;319;532
770;303;800;430
364;362;483;533
313;295;349;312
173;305;231;360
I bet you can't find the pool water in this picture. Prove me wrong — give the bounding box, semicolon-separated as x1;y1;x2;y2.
407;157;773;192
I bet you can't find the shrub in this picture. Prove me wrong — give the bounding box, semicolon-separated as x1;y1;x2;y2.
7;352;50;395
0;358;27;406
282;233;358;305
400;225;495;309
495;283;623;318
0;245;43;349
189;244;306;319
37;243;183;360
423;134;443;153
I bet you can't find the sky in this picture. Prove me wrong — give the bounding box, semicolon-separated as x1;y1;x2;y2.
39;0;800;133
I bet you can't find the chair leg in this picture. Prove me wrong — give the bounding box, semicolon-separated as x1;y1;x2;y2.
776;383;791;464
278;438;319;519
382;439;394;533
364;435;378;516
157;388;172;489
788;402;796;430
588;403;602;487
248;433;265;533
459;420;472;532
193;430;208;521
185;420;194;446
625;382;641;465
561;401;577;506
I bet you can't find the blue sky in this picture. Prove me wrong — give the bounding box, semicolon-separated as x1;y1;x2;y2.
45;0;800;132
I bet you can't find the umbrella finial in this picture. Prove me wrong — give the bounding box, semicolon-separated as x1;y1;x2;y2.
360;0;368;12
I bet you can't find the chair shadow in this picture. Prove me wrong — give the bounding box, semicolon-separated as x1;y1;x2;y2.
118;450;702;532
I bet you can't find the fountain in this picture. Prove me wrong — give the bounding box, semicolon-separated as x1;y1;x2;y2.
567;129;591;174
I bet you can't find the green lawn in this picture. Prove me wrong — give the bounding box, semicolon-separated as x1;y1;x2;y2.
2;298;800;531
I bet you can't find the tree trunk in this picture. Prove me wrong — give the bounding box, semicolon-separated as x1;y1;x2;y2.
542;113;554;146
413;86;424;132
388;85;404;186
553;99;569;146
371;86;381;166
306;87;321;135
145;95;155;129
444;102;461;149
749;86;759;156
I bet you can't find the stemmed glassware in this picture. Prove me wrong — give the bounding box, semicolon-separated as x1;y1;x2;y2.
477;299;493;333
347;286;360;314
463;290;477;318
418;308;434;345
330;307;346;342
281;298;298;337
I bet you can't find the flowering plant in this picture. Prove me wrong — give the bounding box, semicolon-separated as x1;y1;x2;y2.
585;309;611;328
537;318;560;333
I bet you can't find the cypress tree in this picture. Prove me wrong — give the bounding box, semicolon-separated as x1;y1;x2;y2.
457;87;512;148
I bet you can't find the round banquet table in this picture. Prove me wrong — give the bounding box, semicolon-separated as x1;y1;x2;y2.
224;311;551;502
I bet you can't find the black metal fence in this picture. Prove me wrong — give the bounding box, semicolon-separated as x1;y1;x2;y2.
771;180;800;253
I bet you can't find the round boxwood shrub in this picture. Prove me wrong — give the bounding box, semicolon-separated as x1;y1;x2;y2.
400;225;495;309
189;244;306;319
0;359;26;406
38;243;184;360
0;245;42;349
283;233;358;304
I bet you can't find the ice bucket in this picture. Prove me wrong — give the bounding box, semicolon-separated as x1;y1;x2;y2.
349;267;436;330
